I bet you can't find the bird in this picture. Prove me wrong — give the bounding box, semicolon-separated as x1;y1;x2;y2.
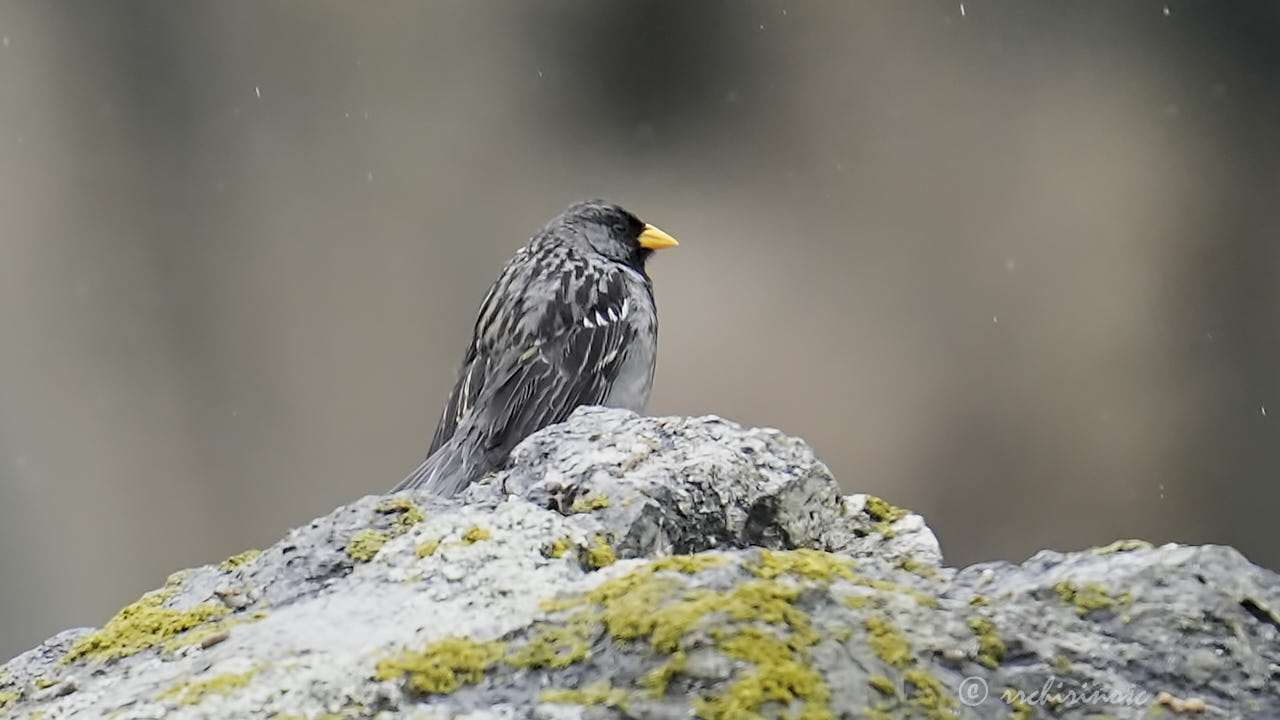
393;199;678;496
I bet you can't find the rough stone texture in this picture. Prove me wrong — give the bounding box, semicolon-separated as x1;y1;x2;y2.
2;407;1277;720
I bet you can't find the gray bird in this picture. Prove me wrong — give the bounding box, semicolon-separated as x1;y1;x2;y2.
393;200;678;495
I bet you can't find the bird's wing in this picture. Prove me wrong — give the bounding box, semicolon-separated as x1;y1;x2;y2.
426;253;527;456
427;251;534;455
427;340;488;456
426;264;643;462
474;267;641;458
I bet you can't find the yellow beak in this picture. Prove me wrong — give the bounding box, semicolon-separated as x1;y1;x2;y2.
638;223;679;250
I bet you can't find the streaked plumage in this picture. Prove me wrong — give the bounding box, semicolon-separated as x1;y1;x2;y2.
393;200;677;496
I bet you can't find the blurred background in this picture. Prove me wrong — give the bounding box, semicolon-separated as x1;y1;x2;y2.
2;1;1278;660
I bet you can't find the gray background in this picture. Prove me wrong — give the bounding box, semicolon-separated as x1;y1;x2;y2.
2;1;1277;661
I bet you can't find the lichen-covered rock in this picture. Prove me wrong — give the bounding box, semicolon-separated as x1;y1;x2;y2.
1;408;1277;719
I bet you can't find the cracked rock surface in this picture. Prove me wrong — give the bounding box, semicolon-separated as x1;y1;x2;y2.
2;407;1277;719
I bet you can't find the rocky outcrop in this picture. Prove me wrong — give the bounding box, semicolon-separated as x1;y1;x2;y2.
2;408;1277;719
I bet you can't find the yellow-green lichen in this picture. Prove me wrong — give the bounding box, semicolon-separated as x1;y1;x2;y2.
865;616;912;669
583;535;615;569
750;548;855;581
345;529;390;562
887;582;939;609
33;676;56;689
551;555;817;652
347;499;425;562
969;595;990;606
864;496;909;536
568;494;610;513
967;616;1005;668
1091;538;1153;555
374;637;507;695
158;668;258;706
869;675;897;696
543;552;835;719
840;569;939;609
0;670;11;709
1052;654;1073;674
545;537;572;559
0;690;18;710
693;626;832;720
505;615;592;669
637;587;719;651
415;538;440;558
902;668;959;719
377;497;425;533
370;549;850;714
62;582;230;664
653;581;816;654
461;526;491;544
543;569;673;639
843;595;874;610
638;651;687;697
651;554;728;574
897;555;937;578
1053;581;1130;616
163;611;268;652
539;682;629;709
219;549;262;571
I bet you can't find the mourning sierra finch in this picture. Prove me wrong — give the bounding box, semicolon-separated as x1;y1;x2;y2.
393;200;678;495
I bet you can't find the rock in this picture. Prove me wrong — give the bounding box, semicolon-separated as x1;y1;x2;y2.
2;407;1277;719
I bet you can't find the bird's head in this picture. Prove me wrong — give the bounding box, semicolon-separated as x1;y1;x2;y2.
547;199;678;273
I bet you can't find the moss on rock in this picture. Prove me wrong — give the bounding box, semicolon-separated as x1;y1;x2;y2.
415;538;440;558
505;614;592;669
1053;581;1130;616
750;548;855;582
568;494;610;513
694;626;833;720
62;576;230;664
377;497;425;533
157;668;259;706
375;637;507;695
218;549;262;571
638;651;687;697
0;689;19;710
541;551;840;719
865;616;911;669
539;682;629;709
902;668;959;719
967;616;1005;669
345;529;390;562
346;498;425;562
1091;539;1153;555
869;675;897;696
583;535;615;569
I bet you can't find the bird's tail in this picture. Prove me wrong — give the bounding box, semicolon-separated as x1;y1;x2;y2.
391;436;481;496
